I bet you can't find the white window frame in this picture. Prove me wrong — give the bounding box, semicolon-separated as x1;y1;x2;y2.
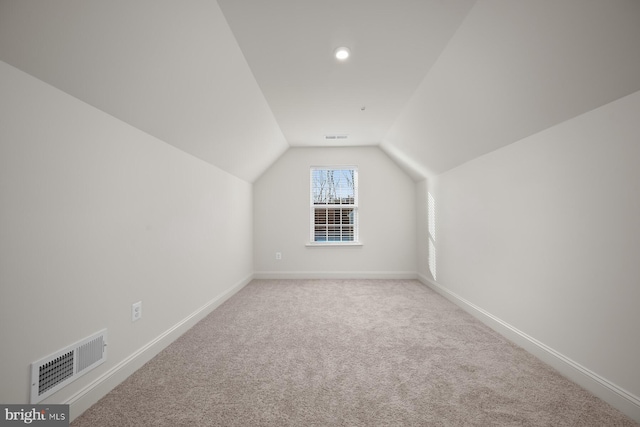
428;192;436;280
308;166;359;246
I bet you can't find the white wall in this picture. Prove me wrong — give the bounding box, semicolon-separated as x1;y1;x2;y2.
421;90;640;418
254;146;416;278
0;61;253;417
0;1;289;183
383;0;640;177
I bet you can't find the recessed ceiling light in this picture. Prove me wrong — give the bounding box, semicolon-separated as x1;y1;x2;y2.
334;47;350;61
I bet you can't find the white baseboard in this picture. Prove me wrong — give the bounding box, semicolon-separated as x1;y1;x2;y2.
253;271;418;280
417;274;640;423
65;274;253;422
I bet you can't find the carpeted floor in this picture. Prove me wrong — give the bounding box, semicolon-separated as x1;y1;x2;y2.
71;279;638;426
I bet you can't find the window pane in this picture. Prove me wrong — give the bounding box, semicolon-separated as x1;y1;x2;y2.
314;208;354;226
315;209;327;225
311;169;355;205
327;226;341;241
314;226;327;242
310;167;358;243
343;209;354;225
342;226;354;241
315;225;354;242
327;209;338;224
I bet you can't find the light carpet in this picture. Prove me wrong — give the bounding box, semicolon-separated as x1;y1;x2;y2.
71;279;638;426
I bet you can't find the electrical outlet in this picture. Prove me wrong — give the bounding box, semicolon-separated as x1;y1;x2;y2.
132;301;142;322
275;252;282;260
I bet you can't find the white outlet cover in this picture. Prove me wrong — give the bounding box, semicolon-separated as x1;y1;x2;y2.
132;301;142;322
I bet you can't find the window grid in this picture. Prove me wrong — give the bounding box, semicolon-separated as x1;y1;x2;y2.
310;167;358;243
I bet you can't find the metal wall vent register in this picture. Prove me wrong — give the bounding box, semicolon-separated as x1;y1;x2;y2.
30;329;107;404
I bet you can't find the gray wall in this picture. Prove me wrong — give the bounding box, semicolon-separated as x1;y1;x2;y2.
253;146;417;278
0;61;253;416
420;90;640;416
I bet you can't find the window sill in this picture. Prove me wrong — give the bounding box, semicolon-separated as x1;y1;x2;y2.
305;242;363;247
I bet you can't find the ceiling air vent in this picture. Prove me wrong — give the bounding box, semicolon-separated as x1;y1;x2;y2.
325;134;349;140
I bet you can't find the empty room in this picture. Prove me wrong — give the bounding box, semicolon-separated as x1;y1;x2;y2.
1;0;639;425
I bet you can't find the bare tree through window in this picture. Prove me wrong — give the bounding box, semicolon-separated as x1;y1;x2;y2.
311;168;358;242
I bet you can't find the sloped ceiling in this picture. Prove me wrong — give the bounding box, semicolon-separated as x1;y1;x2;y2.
1;1;640;182
0;0;288;182
383;0;640;178
216;0;475;148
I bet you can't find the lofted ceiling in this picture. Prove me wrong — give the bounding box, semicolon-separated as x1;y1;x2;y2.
216;0;475;148
1;1;640;182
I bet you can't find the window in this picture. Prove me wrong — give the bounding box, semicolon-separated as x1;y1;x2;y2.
310;167;358;243
427;192;436;280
